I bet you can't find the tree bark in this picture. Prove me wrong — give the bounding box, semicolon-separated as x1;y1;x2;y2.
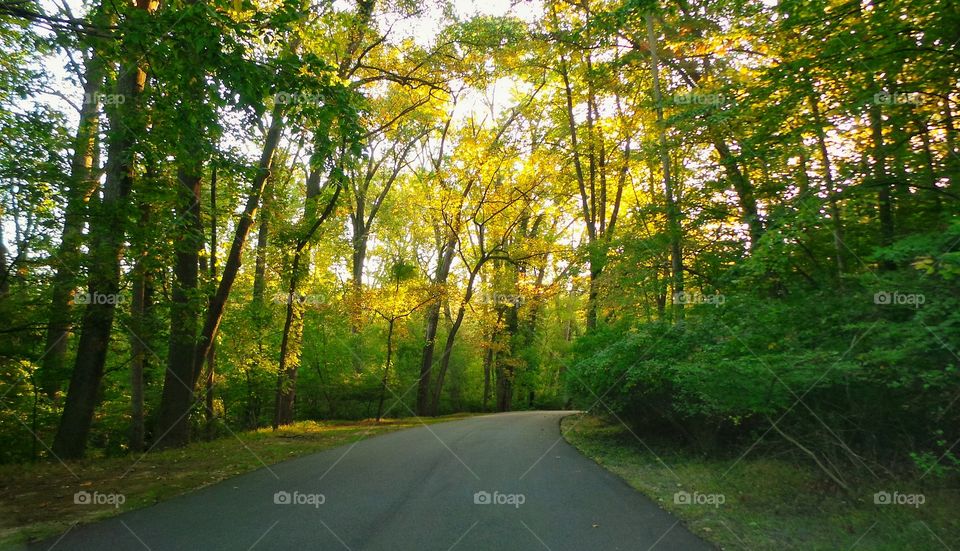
40;56;104;397
272;183;342;428
375;318;395;422
253;182;270;303
712;138;763;248
481;310;502;412
205;165;218;438
646;14;684;321
191;104;285;388
128;204;152;452
51;0;156;458
807;89;847;279
868;101;895;270
429;267;480;415
416;235;456;415
155;165;203;448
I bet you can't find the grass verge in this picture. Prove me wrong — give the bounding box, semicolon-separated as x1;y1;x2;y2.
0;414;475;548
561;414;959;550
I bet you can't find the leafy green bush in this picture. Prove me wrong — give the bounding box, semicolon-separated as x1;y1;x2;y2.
567;225;960;479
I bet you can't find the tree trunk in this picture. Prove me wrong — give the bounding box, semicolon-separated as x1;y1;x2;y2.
51;0;155;458
350;212;367;373
191;104;285;387
205;165;218;438
942;77;959;192
40;57;104;397
558;54;599;329
498;302;520;412
273;289;303;428
272;184;342;428
0;230;8;297
430;268;480;415
253;183;270;303
416;235;456;415
273;254;304;429
481;311;503;412
646;14;684;321
376;318;395;421
150;104;284;447
807;89;847;280
918;120;943;216
869;101;895;270
712;138;763;249
154;0;212;447
155;165;203;448
128;204;152;452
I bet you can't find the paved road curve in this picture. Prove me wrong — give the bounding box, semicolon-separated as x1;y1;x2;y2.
31;412;712;550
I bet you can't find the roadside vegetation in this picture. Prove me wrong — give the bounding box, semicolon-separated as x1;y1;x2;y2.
563;415;959;550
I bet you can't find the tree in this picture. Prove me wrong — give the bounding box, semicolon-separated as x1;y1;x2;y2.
52;0;158;459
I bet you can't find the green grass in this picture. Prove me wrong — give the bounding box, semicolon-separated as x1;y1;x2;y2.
561;414;959;550
0;414;475;548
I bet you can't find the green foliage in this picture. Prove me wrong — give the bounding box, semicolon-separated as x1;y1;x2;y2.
569;221;960;475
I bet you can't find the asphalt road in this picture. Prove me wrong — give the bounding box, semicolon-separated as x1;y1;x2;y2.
31;411;712;550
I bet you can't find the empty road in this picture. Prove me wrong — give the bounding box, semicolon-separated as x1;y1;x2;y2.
31;411;712;550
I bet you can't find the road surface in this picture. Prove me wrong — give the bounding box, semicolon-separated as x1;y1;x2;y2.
31;411;712;550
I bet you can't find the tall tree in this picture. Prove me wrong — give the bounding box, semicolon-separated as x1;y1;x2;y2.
39;49;104;397
52;0;158;459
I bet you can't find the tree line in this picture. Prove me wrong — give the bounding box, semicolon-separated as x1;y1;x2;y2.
1;0;957;484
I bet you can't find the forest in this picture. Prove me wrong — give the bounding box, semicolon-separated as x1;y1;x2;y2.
1;0;958;528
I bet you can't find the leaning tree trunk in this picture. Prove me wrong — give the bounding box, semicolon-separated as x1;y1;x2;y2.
416;235;456;415
190;104;285;388
430;268;480;415
272;183;342;428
